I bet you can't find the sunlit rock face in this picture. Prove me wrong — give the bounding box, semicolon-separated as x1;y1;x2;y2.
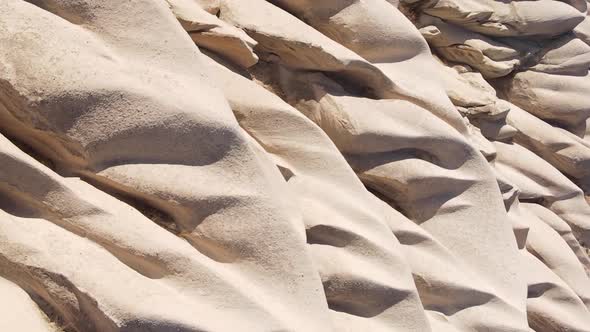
1;1;589;331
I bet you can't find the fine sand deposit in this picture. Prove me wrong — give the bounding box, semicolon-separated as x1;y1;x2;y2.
1;0;590;331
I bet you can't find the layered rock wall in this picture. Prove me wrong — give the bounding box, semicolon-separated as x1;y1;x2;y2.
1;0;590;331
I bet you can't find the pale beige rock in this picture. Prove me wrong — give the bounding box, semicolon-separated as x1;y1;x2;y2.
1;0;590;331
419;15;520;78
278;70;530;331
167;0;259;68
525;203;590;275
505;102;590;184
520;203;590;306
265;0;469;133
521;250;590;332
575;16;590;44
530;35;590;75
493;140;590;253
420;0;585;37
500;70;590;128
201;54;432;332
204;52;530;332
207;0;403;102
0;277;56;332
0;1;331;330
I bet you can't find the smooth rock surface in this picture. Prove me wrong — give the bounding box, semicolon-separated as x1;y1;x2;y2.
1;0;589;331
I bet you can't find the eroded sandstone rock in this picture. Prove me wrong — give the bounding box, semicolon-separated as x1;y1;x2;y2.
1;0;590;331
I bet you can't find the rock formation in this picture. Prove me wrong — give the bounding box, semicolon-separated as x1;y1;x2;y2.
1;0;589;331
